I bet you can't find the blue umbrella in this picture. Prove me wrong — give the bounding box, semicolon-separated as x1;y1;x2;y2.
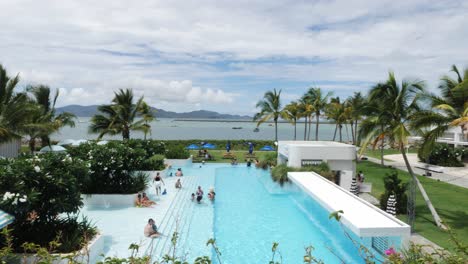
260;145;275;151
186;144;200;150
203;143;216;149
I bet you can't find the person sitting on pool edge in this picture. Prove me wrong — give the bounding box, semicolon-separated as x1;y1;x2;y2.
135;193;143;207
175;168;183;176
141;192;156;207
144;218;161;238
175;179;182;189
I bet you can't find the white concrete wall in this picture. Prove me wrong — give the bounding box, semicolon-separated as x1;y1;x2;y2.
82;194;136;207
0;139;20;158
164;156;193;167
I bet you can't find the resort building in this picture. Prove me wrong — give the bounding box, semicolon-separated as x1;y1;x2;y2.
277;141;356;190
437;126;468;148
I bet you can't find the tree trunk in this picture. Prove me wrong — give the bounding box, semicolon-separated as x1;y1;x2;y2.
293;120;297;140
315;114;319;141
380;125;385;166
29;138;36;153
339;124;342;142
333;124;338;141
303;116;308;140
354;121;358;145
401;147;446;231
123;126;130;140
307;117;312;141
40;135;50;148
275;120;278;142
345;124;349;143
350;121;355;145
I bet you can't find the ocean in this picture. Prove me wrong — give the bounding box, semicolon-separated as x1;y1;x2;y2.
51;118;352;141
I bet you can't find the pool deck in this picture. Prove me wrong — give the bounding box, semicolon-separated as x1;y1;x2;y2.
288;172;411;238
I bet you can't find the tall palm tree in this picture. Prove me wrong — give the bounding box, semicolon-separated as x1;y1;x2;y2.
0;65;33;142
298;97;313;141
359;72;445;231
303;87;332;141
90;88;150;140
326;97;347;142
254;89;282;142
140;101;155;140
412;65;468;157
26;85;76;150
346;92;365;145
281;101;301;140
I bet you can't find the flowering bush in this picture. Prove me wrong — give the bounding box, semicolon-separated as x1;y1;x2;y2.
420;143;467;167
69;143;148;194
0;153;95;252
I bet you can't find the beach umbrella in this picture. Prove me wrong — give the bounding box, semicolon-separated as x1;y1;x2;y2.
350;178;359;195
386;194;397;217
203;143;216;149
39;145;67;153
226;141;231;152
97;140;109;145
0;210;14;229
260;145;275;151
186;144;200;150
71;139;88;146
57;139;76;146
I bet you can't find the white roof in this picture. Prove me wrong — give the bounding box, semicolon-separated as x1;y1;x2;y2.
288;172;411;237
279;140;355;148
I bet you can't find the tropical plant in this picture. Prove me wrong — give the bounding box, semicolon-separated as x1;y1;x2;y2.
165;145;190;159
303;87;332;141
358;71;444;231
418;143;467;167
379;171;408;214
281;101;301;140
254;89;282;142
139;101;155;140
89;88;152;140
270;163;334;186
326;97;347;142
298;97;313;140
0;65;33;143
345;92;366;145
412;64;468;158
25;85;76;152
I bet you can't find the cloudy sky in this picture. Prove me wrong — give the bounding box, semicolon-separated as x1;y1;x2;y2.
1;0;467;115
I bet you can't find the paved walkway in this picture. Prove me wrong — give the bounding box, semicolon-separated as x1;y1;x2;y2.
365;154;468;189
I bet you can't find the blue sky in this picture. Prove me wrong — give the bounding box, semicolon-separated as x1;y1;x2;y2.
1;0;467;115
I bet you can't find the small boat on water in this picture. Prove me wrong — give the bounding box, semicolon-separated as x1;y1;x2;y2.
253;127;259;132
232;127;243;129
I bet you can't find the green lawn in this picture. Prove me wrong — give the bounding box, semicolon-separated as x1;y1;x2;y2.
357;161;468;251
189;150;275;163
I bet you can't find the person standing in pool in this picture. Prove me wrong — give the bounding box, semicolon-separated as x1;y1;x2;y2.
144;218;161;238
196;186;204;203
175;168;183;176
154;172;165;196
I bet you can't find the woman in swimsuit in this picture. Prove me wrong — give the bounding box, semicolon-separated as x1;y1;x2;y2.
154;172;165;195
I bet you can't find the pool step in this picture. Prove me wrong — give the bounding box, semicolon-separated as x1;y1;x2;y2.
147;172;200;260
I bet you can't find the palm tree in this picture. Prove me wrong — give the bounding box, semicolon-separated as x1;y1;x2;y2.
140;101;155;140
26;85;76;150
303;87;332;141
254;89;282;142
412;65;468;157
0;65;33;143
298;97;313;140
359;72;445;231
346;92;365;145
326;97;347;142
90;88;150;140
281;101;301;140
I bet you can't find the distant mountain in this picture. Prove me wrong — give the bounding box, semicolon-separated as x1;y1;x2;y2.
56;105;252;119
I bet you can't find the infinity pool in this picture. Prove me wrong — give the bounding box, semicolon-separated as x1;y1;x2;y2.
81;164;386;263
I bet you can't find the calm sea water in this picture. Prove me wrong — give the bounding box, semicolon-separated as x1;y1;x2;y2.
52;118;352;141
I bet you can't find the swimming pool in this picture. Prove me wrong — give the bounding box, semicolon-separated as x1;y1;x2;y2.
80;164;394;263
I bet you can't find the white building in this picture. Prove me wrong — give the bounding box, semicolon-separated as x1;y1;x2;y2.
437;126;468;148
277;141;356;191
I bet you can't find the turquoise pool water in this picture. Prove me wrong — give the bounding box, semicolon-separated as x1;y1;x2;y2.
81;164;389;263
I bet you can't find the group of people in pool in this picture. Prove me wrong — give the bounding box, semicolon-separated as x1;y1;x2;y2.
191;186;215;203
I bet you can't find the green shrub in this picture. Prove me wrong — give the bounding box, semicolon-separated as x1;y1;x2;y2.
379;171;408;214
418;143;467;167
165;146;190;159
0;153;95;252
270;163;334;186
271;164;290;185
69;143;149;194
140;154;165;171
